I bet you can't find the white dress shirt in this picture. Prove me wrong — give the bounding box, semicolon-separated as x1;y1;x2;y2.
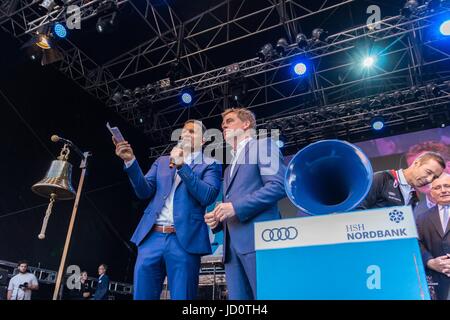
438;204;450;233
397;169;414;205
125;151;201;226
230;137;252;178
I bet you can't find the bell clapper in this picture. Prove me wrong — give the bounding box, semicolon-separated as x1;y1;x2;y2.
38;193;57;240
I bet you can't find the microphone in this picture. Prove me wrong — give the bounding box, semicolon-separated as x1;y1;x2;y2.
51;134;85;158
169;140;184;169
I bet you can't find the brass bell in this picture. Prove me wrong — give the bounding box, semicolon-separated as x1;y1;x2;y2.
31;159;76;200
32;144;76;240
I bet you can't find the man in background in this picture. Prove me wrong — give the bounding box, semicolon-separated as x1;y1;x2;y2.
405;141;450;218
93;264;109;300
7;261;38;300
358;152;445;210
417;173;450;300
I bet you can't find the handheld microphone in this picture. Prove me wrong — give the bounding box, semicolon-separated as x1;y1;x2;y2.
169;140;184;169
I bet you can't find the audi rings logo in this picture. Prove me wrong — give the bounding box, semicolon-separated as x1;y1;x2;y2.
261;227;298;242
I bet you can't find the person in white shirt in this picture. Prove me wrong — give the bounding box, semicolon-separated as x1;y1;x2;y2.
417;173;450;300
7;261;38;300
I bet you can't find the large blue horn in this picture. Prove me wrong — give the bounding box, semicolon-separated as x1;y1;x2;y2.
285;140;373;215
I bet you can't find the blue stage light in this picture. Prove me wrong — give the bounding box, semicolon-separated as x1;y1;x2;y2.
371;116;385;131
54;23;67;39
181;91;193;105
440;20;450;36
293;62;307;76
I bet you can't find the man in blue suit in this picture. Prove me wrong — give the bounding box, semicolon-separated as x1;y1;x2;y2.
113;120;221;300
205;108;286;300
417;173;450;300
93;264;109;300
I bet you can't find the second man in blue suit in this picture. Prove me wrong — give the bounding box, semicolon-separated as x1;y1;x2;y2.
205;108;286;300
114;120;222;300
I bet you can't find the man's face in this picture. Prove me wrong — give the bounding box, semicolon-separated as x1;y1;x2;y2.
430;174;450;205
81;272;88;281
221;112;249;143
407;153;450;194
180;122;204;151
98;266;105;276
18;264;27;274
409;159;444;188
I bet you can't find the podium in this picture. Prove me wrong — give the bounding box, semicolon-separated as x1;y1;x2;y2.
255;206;430;300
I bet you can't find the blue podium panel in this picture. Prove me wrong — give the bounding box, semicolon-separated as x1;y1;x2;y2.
255;206;430;300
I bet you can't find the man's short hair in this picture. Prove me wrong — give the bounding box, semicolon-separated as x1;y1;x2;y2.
17;260;28;267
221;108;256;129
184;119;207;137
406;141;450;161
414;151;446;169
99;264;108;271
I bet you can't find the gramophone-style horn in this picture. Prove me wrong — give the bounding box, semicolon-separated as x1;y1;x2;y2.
285;140;373;215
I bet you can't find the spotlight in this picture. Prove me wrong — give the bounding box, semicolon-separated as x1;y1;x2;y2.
133;87;144;98
377;93;389;106
112;92;122;103
410;86;422;99
180;89;194;105
229;77;248;102
275;38;289;56
293;62;308;76
21;32;64;65
401;0;419;18
53;23;67;39
370;116;385;131
393;91;405;103
427;83;441;96
39;0;56;11
122;89;132;100
311;28;328;42
167;60;184;84
96;12;118;33
225;63;240;75
362;56;376;68
295;33;308;49
257;43;274;61
440;20;450;36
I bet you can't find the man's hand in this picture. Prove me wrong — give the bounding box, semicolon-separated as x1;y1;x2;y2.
204;212;219;229
113;137;135;162
212;203;236;222
427;255;450;276
170;146;184;166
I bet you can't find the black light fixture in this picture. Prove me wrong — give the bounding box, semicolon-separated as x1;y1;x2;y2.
410;85;422;99
275;38;289;56
228;76;248;103
257;43;274;61
96;0;119;33
311;28;328;43
400;0;419;18
96;12;118;33
393;91;405;103
21;31;63;66
427;83;441;96
295;33;308;49
112;92;122;103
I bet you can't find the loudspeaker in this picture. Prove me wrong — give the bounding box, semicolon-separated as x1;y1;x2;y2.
0;269;8;286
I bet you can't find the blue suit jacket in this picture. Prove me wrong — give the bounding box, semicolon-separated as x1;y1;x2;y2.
125;155;222;255
216;138;287;256
417;205;450;300
93;274;109;300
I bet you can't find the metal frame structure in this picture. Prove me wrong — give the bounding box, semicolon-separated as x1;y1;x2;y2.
1;0;450;155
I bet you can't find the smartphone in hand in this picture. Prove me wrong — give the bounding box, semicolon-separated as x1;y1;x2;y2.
107;122;125;143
